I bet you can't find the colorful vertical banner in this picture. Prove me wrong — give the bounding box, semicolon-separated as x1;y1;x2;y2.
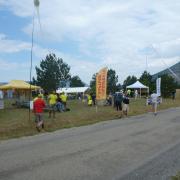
156;77;161;96
96;67;108;100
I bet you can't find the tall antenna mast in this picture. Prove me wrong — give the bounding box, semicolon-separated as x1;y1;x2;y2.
29;0;40;122
146;55;148;72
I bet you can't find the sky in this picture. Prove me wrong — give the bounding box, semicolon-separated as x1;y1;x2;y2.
0;0;180;84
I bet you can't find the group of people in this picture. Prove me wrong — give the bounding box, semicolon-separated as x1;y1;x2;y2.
114;90;130;118
86;91;130;118
33;91;68;131
114;89;162;117
32;88;164;132
126;89;139;99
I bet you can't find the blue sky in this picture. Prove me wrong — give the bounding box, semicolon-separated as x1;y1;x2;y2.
0;0;180;84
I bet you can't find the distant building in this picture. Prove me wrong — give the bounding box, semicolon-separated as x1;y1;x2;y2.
56;87;89;94
152;61;180;84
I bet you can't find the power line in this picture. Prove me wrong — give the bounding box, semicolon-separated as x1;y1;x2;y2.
150;45;180;81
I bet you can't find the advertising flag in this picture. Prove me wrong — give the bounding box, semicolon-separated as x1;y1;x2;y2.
156;77;161;96
96;68;108;100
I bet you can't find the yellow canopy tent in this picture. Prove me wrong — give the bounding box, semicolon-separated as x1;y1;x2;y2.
0;80;40;90
0;80;41;101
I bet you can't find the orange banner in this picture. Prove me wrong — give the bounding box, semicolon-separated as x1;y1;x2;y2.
96;67;108;100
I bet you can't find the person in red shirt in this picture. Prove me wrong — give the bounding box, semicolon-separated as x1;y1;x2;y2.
33;94;46;132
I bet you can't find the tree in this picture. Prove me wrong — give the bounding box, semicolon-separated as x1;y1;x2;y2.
160;74;178;97
139;71;154;92
70;76;85;87
107;69;118;94
32;77;37;85
139;71;152;86
34;53;71;92
123;75;137;89
116;83;122;91
90;74;96;94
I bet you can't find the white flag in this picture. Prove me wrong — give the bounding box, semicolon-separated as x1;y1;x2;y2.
156;78;161;96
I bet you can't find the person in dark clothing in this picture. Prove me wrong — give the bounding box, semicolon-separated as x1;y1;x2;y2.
172;90;176;100
114;91;123;117
56;94;64;112
91;94;96;106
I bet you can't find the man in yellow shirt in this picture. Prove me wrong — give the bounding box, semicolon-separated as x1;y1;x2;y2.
87;94;92;106
60;92;67;111
48;91;57;118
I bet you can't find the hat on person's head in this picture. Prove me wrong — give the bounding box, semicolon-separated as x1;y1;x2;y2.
38;94;43;98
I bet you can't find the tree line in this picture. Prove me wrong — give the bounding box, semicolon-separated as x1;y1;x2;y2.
33;53;178;97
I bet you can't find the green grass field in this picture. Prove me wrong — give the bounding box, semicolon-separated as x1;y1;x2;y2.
172;172;180;180
0;97;179;141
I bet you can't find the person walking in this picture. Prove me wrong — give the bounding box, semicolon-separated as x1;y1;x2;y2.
123;93;130;116
172;90;176;100
150;90;159;116
33;94;46;132
48;91;57;118
114;90;123;118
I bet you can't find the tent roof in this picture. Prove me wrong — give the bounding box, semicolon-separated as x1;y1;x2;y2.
0;80;40;90
126;81;149;89
56;87;89;94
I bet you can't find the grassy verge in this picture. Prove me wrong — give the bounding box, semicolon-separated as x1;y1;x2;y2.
171;172;180;180
0;97;179;141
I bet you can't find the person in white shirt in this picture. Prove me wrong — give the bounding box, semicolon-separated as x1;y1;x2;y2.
151;91;159;115
135;90;138;99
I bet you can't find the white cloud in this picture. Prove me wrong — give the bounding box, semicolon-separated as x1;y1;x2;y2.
1;0;180;83
0;59;28;70
0;36;97;83
0;33;54;59
0;34;30;53
0;58;30;82
1;0;33;17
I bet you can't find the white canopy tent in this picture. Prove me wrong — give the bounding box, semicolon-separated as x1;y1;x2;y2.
56;87;89;94
126;81;149;97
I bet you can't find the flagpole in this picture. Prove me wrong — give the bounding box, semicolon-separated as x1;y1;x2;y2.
29;9;35;122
